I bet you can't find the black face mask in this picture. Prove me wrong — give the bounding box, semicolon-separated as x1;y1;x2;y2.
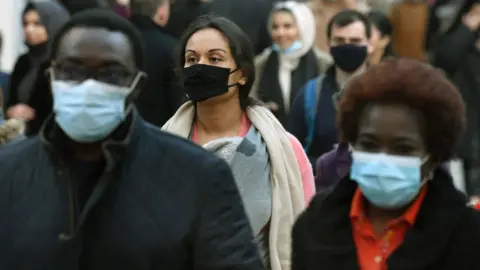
182;64;238;102
330;44;368;73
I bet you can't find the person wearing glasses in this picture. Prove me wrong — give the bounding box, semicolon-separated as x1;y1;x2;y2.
0;9;263;270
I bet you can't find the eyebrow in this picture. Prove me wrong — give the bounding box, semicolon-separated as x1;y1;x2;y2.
60;57;130;70
185;48;227;53
358;132;420;142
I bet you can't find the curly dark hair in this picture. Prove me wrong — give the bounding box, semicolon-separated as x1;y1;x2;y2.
337;58;466;163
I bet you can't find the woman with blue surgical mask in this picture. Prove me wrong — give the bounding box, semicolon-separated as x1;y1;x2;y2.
252;1;332;127
292;58;480;270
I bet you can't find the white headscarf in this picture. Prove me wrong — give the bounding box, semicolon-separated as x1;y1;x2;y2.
267;1;316;110
268;1;316;70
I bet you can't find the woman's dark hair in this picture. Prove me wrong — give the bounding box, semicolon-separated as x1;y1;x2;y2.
177;14;256;108
367;11;395;58
338;58;466;163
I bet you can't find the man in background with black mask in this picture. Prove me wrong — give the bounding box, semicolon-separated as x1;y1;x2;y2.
289;10;372;170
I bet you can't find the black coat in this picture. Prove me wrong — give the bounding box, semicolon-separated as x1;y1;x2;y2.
427;0;480;195
292;169;480;270
205;0;271;55
0;111;264;270
129;15;184;128
6;58;51;137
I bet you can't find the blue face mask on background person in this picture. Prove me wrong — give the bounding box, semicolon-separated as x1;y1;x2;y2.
330;44;368;73
272;40;303;54
51;75;140;143
350;151;430;209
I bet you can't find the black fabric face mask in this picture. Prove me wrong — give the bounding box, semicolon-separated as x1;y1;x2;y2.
182;64;238;102
330;44;368;73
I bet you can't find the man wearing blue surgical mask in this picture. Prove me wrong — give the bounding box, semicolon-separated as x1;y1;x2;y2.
290;10;372;169
0;9;263;270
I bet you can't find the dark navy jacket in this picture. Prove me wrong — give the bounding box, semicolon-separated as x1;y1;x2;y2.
0;110;263;270
0;71;9;105
289;68;339;167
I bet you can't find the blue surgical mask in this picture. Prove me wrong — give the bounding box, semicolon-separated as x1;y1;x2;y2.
51;76;140;143
272;40;303;54
350;151;430;209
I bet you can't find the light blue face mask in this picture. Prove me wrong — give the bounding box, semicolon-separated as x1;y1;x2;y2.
272;40;303;54
350;151;430;209
51;76;140;143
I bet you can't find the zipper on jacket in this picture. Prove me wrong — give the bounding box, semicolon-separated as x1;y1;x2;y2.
58;164;77;241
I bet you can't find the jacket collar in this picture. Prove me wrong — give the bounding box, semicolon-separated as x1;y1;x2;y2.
40;107;143;171
306;168;470;269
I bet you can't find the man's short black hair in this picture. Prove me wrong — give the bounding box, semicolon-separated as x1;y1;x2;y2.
50;8;145;69
327;10;372;40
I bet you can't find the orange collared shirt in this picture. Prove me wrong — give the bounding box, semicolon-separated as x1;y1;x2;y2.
350;185;428;270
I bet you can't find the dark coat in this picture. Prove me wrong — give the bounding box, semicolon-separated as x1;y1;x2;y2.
6;53;30;109
0;110;264;270
428;0;480;196
292;168;480;270
129;15;185;127
165;0;209;39
6;59;51;137
205;0;271;54
0;71;9;106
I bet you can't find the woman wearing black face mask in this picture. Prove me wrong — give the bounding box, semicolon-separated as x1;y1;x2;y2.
163;14;315;270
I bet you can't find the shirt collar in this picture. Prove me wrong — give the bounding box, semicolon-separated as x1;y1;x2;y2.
350;185;429;227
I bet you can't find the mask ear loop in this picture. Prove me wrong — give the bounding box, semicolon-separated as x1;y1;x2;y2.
125;72;147;115
128;72;145;92
46;67;55;81
420;155;434;184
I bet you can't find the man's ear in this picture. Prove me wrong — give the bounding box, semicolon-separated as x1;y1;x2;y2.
379;36;391;49
367;41;375;54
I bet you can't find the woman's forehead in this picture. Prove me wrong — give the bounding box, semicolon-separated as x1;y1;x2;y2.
185;28;231;53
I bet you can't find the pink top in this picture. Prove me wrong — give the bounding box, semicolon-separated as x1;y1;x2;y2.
192;114;315;205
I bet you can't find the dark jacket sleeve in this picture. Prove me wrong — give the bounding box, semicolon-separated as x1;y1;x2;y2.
432;24;478;75
25;62;52;136
6;54;30;109
289;87;307;145
193;158;264;270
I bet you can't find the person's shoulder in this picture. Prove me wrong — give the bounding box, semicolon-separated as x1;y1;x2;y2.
293;189;331;235
11;53;30;72
0;136;42;175
313;47;333;71
254;48;272;66
0;135;41;155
